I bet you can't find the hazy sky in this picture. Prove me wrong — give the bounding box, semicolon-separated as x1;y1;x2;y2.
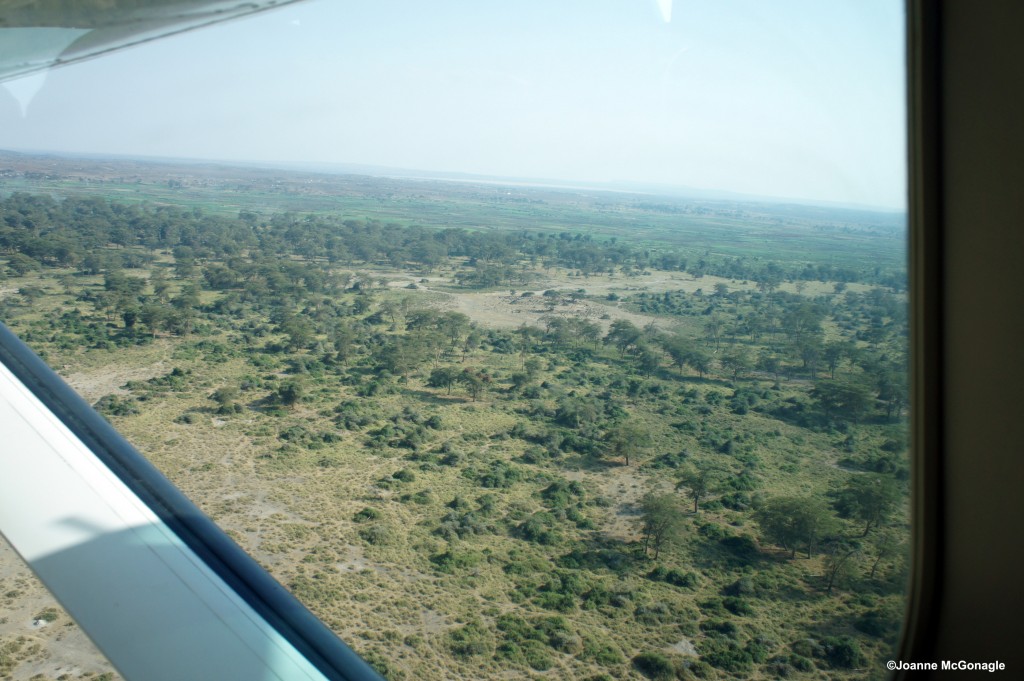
0;0;906;210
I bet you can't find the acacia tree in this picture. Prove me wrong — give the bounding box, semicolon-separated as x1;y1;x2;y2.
756;496;838;559
427;367;461;395
555;396;599;430
823;539;862;596
635;342;661;377
605;421;650;466
276;380;304;409
867;527;903;579
811;378;876;423
605;319;641;357
210;386;240;414
675;463;721;513
876;369;908;419
831;474;902;536
686;348;712;379
639;493;686;560
823;340;851;379
703;318;723;350
660;334;691;374
139;304;168;337
374;336;430;376
720;347;752;381
458;369;489;401
575;319;602;348
757;351;782;382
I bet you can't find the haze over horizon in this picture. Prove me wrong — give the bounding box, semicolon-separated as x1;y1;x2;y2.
0;0;906;211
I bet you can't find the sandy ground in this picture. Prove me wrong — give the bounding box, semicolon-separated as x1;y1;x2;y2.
438;290;672;333
388;272;697;333
385;269;878;335
666;637;698;656
63;361;170;403
562;464;655;545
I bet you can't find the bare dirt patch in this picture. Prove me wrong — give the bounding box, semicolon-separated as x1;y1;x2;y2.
400;285;673;333
383;269;879;333
666;637;698;656
61;342;176;402
563;465;654;544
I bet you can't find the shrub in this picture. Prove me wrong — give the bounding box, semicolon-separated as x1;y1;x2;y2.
435;510;492;540
632;652;675;680
700;618;739;638
475;461;524;488
720;534;759;561
519;512;561;545
540;479;586;508
581;635;624;666
648;567;699;588
94;394;140;416
352;507;380;523
399;489;432;505
359;650;403;680
635;601;674;625
430;550;483;573
447;620;493;658
723;596;755;616
392;469;416;482
790;639;818;658
548;630;583;655
724;576;755;596
534;591;576;612
496;640;553;671
855;607;901;638
819;636;866;669
358;524;397;545
502;552;549;575
476;493;498;515
699;637;754;673
34;607;59;623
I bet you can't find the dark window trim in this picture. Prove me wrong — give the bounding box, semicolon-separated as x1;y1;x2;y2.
898;0;944;671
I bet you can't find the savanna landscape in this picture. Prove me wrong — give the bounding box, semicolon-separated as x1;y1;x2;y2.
0;152;908;681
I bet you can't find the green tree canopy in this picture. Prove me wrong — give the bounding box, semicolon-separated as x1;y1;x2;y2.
756;496;838;559
639;493;687;560
831;474;903;536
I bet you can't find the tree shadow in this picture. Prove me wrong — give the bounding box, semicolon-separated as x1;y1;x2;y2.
688;530;771;571
553;452;614;473
555;534;638;575
403;388;470;405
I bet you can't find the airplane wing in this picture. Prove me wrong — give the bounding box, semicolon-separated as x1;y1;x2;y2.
0;0;306;82
0;320;384;680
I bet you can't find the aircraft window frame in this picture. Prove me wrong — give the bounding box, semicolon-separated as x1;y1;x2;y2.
0;2;926;679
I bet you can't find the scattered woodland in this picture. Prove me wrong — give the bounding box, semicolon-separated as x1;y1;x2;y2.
0;162;908;681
